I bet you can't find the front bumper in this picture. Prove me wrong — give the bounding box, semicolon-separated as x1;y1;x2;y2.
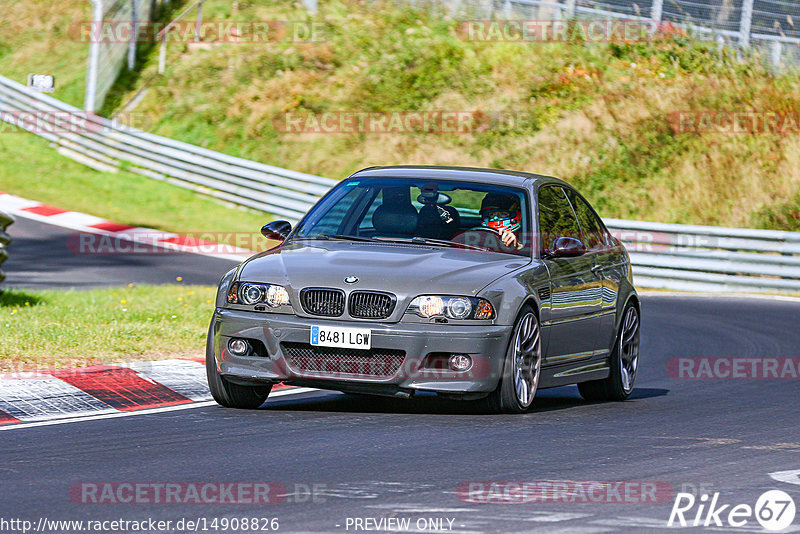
211;308;514;396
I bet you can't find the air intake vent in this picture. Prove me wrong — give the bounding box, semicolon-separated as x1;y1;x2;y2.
300;288;345;317
537;286;551;301
282;342;405;378
349;291;396;319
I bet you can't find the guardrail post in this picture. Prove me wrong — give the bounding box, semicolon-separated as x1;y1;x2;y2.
194;0;203;42
128;0;138;70
564;0;575;18
301;0;317;14
739;0;754;48
158;32;167;74
84;0;104;111
651;0;663;22
770;41;782;68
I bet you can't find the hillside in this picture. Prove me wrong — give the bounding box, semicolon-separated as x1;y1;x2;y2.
3;0;800;230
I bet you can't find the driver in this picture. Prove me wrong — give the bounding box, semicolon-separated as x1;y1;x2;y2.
480;193;523;250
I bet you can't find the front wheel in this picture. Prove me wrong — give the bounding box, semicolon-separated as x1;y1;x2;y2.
486;307;542;414
206;321;272;409
578;302;640;402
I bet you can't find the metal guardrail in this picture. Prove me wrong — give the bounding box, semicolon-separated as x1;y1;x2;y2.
605;218;800;294
446;0;800;68
0;74;337;220
3;74;800;293
0;210;13;284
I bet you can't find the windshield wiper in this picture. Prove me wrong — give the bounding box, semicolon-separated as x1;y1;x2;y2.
375;236;489;252
295;234;379;243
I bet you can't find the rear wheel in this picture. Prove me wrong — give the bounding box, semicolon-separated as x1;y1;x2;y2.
486;307;542;414
206;321;271;409
578;302;640;402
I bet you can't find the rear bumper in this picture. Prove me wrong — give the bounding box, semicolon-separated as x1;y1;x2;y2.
211;308;513;396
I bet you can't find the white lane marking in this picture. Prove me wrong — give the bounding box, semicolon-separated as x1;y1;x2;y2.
459;513;593;523
47;211;107;227
770;469;800;486
0;193;40;210
513;526;613;534
0;387;317;431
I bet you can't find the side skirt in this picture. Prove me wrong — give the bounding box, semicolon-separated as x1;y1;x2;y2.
539;357;610;389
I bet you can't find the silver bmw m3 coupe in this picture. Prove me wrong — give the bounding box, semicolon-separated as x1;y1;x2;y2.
207;166;640;413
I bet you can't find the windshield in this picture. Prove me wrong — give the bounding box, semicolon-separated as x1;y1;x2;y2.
292;177;532;257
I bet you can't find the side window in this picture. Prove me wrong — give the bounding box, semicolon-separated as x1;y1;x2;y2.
538;186;581;253
566;190;608;251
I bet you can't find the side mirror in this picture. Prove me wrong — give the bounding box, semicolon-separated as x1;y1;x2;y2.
261;220;292;241
550;236;586;258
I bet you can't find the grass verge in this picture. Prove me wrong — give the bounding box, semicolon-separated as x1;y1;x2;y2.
0;284;213;372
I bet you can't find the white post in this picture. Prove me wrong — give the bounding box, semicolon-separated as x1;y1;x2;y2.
301;0;317;14
651;0;663;22
739;0;754;48
194;0;203;41
564;0;575;19
85;0;103;111
128;0;138;70
158;32;167;74
770;40;782;68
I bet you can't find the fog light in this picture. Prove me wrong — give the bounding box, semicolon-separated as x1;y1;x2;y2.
228;338;250;356
449;354;472;372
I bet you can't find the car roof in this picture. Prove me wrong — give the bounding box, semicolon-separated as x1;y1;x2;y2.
348;165;571;189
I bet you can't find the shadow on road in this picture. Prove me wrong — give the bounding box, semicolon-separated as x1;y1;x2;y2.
260;386;669;415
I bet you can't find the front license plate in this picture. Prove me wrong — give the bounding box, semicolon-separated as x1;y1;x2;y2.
310;325;372;349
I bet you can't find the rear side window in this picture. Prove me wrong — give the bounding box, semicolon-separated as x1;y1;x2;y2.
537;186;581;254
566;189;608;251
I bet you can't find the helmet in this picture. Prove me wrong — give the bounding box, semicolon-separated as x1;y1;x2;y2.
480;193;521;233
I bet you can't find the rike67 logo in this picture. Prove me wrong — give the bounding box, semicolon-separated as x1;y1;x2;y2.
668;490;796;531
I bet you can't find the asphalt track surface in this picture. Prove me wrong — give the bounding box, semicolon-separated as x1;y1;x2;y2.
3;216;800;532
2;217;238;289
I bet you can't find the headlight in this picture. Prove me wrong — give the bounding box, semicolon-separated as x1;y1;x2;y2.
406;295;494;320
241;283;265;305
265;284;290;307
227;282;291;309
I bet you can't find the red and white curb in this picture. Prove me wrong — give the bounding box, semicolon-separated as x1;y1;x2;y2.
0;191;255;262
0;359;304;430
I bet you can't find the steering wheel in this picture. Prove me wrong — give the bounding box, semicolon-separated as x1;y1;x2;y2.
466;226;501;235
451;226;511;251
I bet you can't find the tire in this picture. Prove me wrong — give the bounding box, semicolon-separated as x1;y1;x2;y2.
485;306;542;414
206;320;272;409
578;301;640;402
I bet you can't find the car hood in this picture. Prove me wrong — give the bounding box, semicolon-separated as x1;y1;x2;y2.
237;240;530;305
